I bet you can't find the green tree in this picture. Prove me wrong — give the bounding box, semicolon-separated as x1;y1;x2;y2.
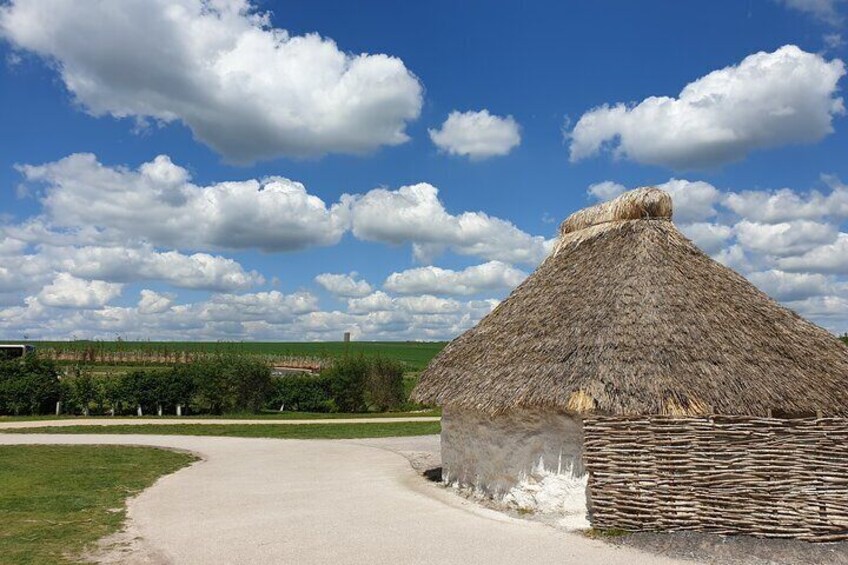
228;356;273;413
100;374;124;415
166;365;197;414
66;366;98;416
323;356;368;413
365;357;406;411
269;373;332;412
191;358;229;414
122;370;164;416
0;355;62;415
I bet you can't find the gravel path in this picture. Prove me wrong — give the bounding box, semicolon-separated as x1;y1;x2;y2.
0;417;439;429
0;433;690;565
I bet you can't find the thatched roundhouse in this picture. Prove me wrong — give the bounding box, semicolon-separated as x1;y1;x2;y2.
412;187;848;525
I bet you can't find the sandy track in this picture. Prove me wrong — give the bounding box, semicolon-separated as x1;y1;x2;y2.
0;417;439;429
0;433;693;565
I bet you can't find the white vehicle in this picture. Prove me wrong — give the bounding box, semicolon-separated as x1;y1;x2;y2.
0;344;35;360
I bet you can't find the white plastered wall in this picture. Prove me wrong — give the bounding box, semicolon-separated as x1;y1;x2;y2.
441;406;589;528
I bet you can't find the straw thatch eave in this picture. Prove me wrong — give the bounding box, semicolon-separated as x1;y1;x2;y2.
412;188;848;417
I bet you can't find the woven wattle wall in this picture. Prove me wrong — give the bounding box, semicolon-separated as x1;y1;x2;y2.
583;416;848;542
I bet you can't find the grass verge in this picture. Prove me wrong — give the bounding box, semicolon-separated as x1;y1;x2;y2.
0;445;196;565
5;421;441;439
0;409;440;422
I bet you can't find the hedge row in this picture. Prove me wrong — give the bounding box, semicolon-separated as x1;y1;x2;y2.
0;354;409;416
0;356;62;415
273;357;407;413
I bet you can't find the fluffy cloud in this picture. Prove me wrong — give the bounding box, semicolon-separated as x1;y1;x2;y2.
347;291;395;314
657;179;722;222
314;273;372;298
0;0;422;162
724;176;848;222
199;291;318;324
746;270;833;301
0;247;50;293
346;291;462;315
0;236;26;256
0;225;262;294
587;181;627;201
18;154;552;267
679;222;734;254
778;233;848;273
777;0;845;25
37;273;122;309
569;46;845;169
735;219;837;256
0;151;560;342
384;261;527;296
8;152;848;339
428;110;521;160
348;183;552;265
2;288;319;339
825;33;846;50
19;153;349;252
50;246;262;291
396;295;462;314
294;295;497;341
137;290;175;315
784;296;848;325
0;284;499;341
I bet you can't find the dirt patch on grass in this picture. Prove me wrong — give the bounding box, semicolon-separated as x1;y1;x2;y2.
81;529;169;564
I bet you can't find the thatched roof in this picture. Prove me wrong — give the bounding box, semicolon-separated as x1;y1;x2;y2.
412;187;848;417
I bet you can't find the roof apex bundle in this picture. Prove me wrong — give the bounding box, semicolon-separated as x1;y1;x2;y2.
559;186;672;236
412;187;848;417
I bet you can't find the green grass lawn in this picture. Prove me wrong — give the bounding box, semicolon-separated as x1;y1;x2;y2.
5;420;441;439
0;445;196;565
0;409;440;422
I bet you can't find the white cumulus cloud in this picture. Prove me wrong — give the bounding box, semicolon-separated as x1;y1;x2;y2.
0;0;423;162
11;153;559;282
428;110;521;160
724;176;848;222
37;273;122;309
314;272;373;298
19;153;349;252
347;291;462;315
746;269;833;301
778;233;848;273
48;245;263;291
569;46;845;169
347;183;552;265
679;222;734;254
346;291;395;314
776;0;845;25
587;181;626;201
384;261;527;296
734;219;838;256
137;290;175;315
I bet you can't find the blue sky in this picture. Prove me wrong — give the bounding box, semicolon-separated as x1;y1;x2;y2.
1;0;847;341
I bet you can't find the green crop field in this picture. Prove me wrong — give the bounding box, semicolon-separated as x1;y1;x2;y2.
4;341;447;371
